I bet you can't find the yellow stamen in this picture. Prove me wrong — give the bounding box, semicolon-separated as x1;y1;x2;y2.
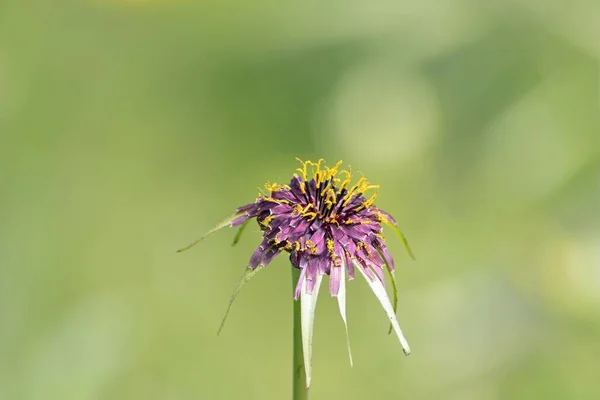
306;240;317;254
283;159;382;219
295;158;308;181
337;169;352;195
326;238;335;253
260;215;274;227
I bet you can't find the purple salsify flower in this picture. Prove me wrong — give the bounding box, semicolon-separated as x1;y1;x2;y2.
178;159;415;387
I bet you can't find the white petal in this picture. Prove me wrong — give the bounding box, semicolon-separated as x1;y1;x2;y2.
355;261;411;355
300;273;323;388
335;261;353;366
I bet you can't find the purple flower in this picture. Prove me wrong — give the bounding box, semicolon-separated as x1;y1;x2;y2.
179;159;414;387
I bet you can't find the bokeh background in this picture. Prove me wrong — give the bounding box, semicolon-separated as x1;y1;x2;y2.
1;1;599;399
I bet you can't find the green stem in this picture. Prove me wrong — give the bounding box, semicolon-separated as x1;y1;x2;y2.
292;267;308;400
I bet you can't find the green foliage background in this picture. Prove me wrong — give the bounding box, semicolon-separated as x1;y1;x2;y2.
1;1;599;399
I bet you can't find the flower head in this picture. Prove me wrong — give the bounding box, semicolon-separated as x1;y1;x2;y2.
179;159;414;387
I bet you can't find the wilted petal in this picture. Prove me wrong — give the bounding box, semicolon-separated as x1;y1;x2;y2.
293;266;306;300
301;272;323;388
354;261;411;355
334;259;353;366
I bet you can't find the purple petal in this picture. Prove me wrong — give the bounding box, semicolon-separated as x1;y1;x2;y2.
354;257;376;281
248;240;270;269
316;255;331;275
230;214;251;227
329;264;342;296
270;204;294;215
300;257;319;294
342;224;376;242
289;176;307;200
371;264;385;283
290;251;301;269
376;208;398;225
271;189;297;202
260;247;282;267
306;179;317;204
308;229;326;254
375;240;395;272
294;266;307;300
345;252;355;280
236;202;256;214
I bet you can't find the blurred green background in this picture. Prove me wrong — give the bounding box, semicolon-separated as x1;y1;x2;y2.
1;1;599;399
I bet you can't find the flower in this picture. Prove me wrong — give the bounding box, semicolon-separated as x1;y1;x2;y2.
178;159;414;387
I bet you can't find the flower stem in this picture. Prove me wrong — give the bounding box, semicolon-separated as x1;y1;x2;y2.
292;267;308;400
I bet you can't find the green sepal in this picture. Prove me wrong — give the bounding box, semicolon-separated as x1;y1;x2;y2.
217;266;263;335
177;213;243;253
375;246;398;335
381;219;416;260
231;219;251;246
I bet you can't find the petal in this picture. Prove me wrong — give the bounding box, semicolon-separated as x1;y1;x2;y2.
374;208;397;225
308;229;326;254
230;213;251;227
293;266;306;300
345;253;355;280
334;259;353;366
329;264;342;296
217;266;263;335
270;204;294;215
177;212;246;252
235;202;257;214
290;175;307;200
302;257;319;294
260;247;282;267
354;256;377;281
301;272;324;388
354;261;411;355
374;240;395;272
248;241;269;269
271;189;297;202
316;255;331;275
